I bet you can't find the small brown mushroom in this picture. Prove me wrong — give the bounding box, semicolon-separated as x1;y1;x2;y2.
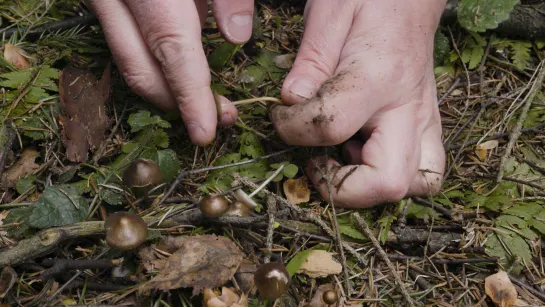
234;189;258;209
225;201;252;217
122;159;164;196
104;211;148;250
322;289;338;305
199;195;229;218
254;262;290;301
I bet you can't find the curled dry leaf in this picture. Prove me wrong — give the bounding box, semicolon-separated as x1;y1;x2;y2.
296;250;342;278
476;140;499;161
485;270;518;307
0;267;17;298
4;43;29;70
58;63;111;162
283;176;310;205
139;235;244;295
203;287;248;307
2;148;40;189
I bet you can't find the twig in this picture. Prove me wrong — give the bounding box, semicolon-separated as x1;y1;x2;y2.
385;254;496;265
316;163;352;296
509;275;545;303
156;148;295;207
479;34;495;95
92;102;128;165
264;197;276;263
233;174;368;266
0;120;15;183
352;212;415;307
40;258;121;280
497;59;545;183
413;196;477;220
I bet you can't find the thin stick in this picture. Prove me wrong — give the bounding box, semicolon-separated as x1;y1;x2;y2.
249;164;285;198
497;59;545;183
352;212;415;307
157;148;295;207
264;196;277;264
230;97;282;106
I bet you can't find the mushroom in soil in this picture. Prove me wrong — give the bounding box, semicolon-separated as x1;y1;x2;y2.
322;289;338;305
199;195;230;218
122;159;164;197
224;201;252;217
104;211;148;250
254;262;291;301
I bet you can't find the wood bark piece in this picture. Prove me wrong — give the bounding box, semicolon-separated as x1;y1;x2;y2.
58;63;111;163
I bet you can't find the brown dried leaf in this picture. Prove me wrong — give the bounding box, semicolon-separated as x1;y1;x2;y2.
234;258;257;294
283;176;310;205
2;148;40;189
58;63;111;162
0;267;17;298
139;235;244;295
485;270;518;307
476;140;499;161
203;287;248;307
296;250;342;278
4;43;29;70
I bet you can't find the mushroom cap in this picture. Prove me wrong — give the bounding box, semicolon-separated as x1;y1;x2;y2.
225;201;252;217
322;289;338;305
104;211;148;250
234;189;258;209
254;262;290;301
199;195;230;218
122;159;164;189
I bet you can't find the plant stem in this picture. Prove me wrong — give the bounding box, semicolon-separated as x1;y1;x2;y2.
230;97;282;106
249;164;285;198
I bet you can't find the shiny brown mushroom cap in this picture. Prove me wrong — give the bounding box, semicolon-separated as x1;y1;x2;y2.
104;211;148;250
322;289;338;305
254;262;290;301
122;159;164;189
225;201;252;217
199;195;230;218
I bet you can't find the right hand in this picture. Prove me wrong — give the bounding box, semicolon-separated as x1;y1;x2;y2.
88;0;254;146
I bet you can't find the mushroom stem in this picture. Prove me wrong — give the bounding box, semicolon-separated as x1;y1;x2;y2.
230;97;282;106
248;164;285;198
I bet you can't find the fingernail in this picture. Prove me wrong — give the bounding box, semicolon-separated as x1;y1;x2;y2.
227;14;253;43
288;78;318;99
221;112;234;125
186;121;211;146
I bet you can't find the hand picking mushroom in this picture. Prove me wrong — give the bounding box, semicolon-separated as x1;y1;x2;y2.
104;211;148;250
199;195;230;218
254;262;291;301
122;158;164;197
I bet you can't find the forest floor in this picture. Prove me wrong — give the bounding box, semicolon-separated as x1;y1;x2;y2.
0;1;545;307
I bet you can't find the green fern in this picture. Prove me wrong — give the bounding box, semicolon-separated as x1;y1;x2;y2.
509;41;531;71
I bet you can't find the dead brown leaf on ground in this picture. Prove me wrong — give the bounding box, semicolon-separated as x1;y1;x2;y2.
3;43;29;70
296;250;342;278
203;287;248;307
139;235;244;295
283;176;310;205
58;63;111;163
1;148;40;189
485;270;518;307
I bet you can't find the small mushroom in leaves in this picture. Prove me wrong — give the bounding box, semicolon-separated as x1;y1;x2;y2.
199;195;230;218
122;159;164;197
104;211;148;250
254;262;290;301
322;289;338;305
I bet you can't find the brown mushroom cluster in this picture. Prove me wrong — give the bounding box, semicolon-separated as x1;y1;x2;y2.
198;189;256;219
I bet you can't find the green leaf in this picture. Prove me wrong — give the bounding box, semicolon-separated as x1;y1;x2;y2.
458;0;518;32
339;224;366;241
503;202;542;220
28;185;89;229
485;230;531;275
127;110;171;133
406;203;440;223
255;50;283;73
93;173;124;206
461;39;484;70
528;218;545;235
141;149;180;183
509;40;531;70
434;30;450;66
282;164;298;178
15;175;36;195
377;215;396;244
208;42;239;71
239;132;265;158
239;65;266;87
3;207;32;238
496;215;528;229
286;249;312;277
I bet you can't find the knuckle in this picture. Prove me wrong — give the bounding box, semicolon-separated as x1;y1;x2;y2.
147;33;188;68
122;70;157;96
378;175;410;202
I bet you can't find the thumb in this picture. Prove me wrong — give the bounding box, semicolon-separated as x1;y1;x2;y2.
281;0;355;104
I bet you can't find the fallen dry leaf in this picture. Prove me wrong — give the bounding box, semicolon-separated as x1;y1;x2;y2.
476;140;499;161
485;270;518;307
283;176;310;205
4;43;29;70
234;258;257;294
2;148;40;189
0;267;17;298
296;250;342;278
139;235;244;295
203;287;248;307
58;63;111;162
